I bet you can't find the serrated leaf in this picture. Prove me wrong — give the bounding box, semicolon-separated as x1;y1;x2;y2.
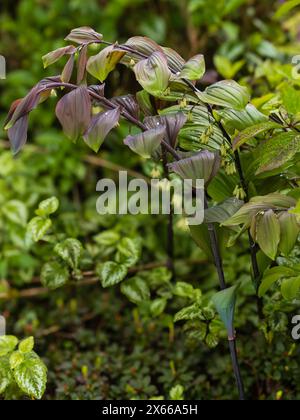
19;337;34;354
10;351;24;369
169;384;184;400
150;298;167;317
180;54;205;81
94;230;120;246
54;238;83;270
13;352;47;400
212;285;238;339
98;262;128;288
2;200;28;226
121;276;150;304
27;217;52;242
87;45;126;82
232;121;280;150
173;282;198;300
116;237;141;268
174;303;203;322
258;266;296;297
197;80;250;110
0;336;18;357
0;356;14;393
35;196;59;217
41;261;69;290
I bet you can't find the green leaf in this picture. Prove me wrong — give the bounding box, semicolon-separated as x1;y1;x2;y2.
256;132;300;174
98;261;128;288
0;336;18;357
169;384;184;400
27;216;52;242
197;80;250;110
2;200;28;226
219;104;267;131
174;303;203;322
19;337;34;354
13;352;47;400
214;55;244;79
94;230;120;246
35;196;59;217
281;276;300;300
0;356;13;393
256;210;280;260
278;212;300;256
41;261;69;290
87;45;126;82
232;121;281;150
54;238;83;270
204;198;244;224
133;51;171;97
212;285;239;339
281;84;300;114
121;276;150;304
150;298;167;317
173;282;199;300
180;54;205;81
116;238;141;268
10;351;24;369
258;266;296;297
274;0;300;19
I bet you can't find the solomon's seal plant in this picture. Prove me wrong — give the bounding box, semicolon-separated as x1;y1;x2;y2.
5;26;300;400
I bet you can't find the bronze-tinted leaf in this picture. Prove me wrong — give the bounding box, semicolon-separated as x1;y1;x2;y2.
122;36;162;66
55;86;91;140
77;44;88;84
61;54;75;83
65;27;102;44
168;150;221;186
83;107;121;152
162;47;185;73
124;126;166;158
8;115;29;154
133;51;171;97
87;45;126;82
144;112;187;148
42;45;76;68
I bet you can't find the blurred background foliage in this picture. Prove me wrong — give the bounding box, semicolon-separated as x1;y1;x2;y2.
1;0;300;400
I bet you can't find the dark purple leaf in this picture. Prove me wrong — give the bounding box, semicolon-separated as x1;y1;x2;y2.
56;86;91;140
61;54;75;83
111;95;139;119
168;150;221;186
8;114;29;154
144;112;187;148
88;84;106;97
65;27;102;44
77;45;88;84
5;85;41;130
83;107;121;152
124;126;166;158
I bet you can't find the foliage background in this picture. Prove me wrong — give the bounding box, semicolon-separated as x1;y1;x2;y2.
0;0;300;400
